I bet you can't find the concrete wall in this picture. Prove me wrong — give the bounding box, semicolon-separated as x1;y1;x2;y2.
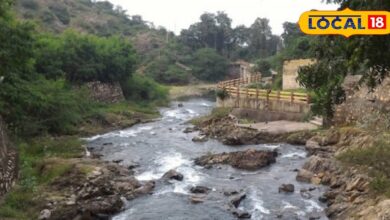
84;81;125;103
217;96;310;122
282;59;315;90
0;116;18;198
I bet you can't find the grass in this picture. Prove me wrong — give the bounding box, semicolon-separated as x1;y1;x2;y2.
337;135;390;197
0;136;84;220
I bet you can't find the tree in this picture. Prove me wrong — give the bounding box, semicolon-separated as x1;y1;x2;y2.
298;0;390;124
255;59;271;76
35;31;137;83
191;48;228;82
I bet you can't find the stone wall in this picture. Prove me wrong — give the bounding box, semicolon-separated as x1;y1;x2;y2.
0;116;18;198
333;76;390;126
216;96;310;122
84;81;125;103
282;59;315;90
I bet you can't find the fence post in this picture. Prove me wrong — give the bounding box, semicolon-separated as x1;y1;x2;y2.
246;88;249;108
277;90;280;101
236;85;240;108
256;87;259;109
291;92;294;103
306;93;311;104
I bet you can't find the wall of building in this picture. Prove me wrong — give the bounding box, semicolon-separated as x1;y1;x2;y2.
282;59;315;90
0;116;18;198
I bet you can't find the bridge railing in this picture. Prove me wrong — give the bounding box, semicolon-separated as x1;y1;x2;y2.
217;76;311;104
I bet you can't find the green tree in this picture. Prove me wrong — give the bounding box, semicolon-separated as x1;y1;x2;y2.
191;48;228;82
254;59;271;76
298;0;390;125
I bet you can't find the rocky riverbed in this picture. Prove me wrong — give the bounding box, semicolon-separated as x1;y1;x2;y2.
85;98;329;219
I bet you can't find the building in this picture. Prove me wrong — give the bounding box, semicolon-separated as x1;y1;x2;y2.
227;60;260;81
282;59;315;90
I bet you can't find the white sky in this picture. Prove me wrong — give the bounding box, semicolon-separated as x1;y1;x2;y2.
105;0;339;35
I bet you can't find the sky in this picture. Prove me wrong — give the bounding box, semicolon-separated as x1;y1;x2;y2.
104;0;339;35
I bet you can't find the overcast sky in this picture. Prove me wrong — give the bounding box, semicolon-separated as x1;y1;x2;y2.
104;0;339;35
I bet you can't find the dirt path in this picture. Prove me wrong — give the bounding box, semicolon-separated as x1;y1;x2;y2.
238;120;318;135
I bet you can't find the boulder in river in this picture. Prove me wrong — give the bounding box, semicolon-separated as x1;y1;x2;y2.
192;135;208;142
195;149;277;170
230;193;246;208
190;186;211;194
183;127;197;133
190;195;206;204
162;169;184;181
278;184;295;193
231;208;251;219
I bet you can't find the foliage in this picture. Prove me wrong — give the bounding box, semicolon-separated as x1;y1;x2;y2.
297;37;347;123
0;136;84;220
121;74;168;105
191;48;229;82
36;31;137;83
145;55;191;85
254;59;271;76
216;89;229;100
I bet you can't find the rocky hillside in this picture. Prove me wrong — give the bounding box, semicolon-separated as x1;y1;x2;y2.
15;0;173;67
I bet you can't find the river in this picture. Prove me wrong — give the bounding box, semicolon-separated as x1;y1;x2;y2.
85;98;328;220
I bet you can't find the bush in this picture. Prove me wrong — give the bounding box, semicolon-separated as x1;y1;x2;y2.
121;74;168;105
191;48;228;82
1;78;94;136
20;0;39;10
216;89;229;100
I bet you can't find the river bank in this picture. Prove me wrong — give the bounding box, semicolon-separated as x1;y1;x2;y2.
0;102;162;220
193;108;390;219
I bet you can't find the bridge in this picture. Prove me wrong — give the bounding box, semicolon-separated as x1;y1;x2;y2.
216;76;312;122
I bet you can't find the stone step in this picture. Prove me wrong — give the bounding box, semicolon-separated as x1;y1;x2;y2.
310;117;323;126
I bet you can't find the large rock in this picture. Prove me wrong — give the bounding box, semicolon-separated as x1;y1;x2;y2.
162;169;184;181
278;184;295;193
230;193;246;208
190;186;211;194
195;149;277;170
192;135;208;142
296;169;314;183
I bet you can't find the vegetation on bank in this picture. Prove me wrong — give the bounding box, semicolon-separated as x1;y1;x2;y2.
338;134;390;198
0;136;84;219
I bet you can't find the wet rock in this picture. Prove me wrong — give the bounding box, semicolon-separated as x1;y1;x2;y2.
231;208;251;219
195;149;277;171
296;169;313;183
190;195;206;204
183;127;197;133
162;169;184;181
127;163;140;170
192;135;208;142
178;103;184;107
300;191;312;199
103;142;113;146
190;186;211;194
134;181;155;195
230;193;246;208
39;209;51;220
278;184;295;193
82;195;124;216
112;159;123;164
318;195;328;203
224;190;239;196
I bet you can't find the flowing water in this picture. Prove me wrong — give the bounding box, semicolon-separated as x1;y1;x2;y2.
85;98;328;220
